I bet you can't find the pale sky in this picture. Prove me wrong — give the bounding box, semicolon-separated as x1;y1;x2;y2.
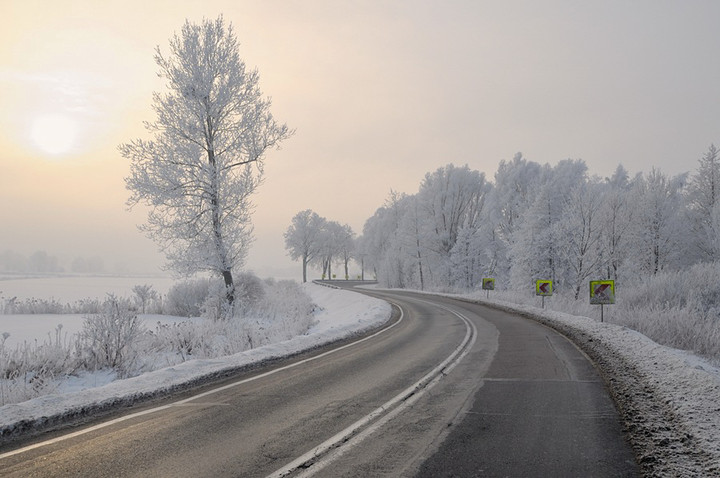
2;0;719;279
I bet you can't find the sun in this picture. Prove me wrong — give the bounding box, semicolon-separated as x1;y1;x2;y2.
30;114;78;156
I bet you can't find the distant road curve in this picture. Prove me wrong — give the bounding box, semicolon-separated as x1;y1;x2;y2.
0;284;638;477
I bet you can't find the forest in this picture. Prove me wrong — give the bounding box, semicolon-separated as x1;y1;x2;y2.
288;145;720;361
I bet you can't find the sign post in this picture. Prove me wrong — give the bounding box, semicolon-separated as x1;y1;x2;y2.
535;280;553;308
482;278;495;299
589;280;615;322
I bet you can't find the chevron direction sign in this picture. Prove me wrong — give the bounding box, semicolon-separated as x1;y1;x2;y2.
589;280;615;305
482;278;495;290
536;280;553;296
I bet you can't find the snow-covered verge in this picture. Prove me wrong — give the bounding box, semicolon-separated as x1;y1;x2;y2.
0;284;391;444
451;294;720;477
3;283;718;476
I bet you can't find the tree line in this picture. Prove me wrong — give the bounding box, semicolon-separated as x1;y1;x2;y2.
287;146;720;298
284;210;355;282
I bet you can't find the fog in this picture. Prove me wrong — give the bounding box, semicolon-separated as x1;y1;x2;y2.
2;0;719;280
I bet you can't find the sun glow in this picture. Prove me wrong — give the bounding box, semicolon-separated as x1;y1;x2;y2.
30;114;78;156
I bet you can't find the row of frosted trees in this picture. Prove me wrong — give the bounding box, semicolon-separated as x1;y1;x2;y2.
358;146;720;298
284;210;355;282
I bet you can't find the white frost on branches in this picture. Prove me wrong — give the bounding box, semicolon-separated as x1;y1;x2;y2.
120;16;291;309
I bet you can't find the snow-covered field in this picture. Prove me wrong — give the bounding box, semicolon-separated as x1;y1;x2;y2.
0;283;391;443
1;282;718;476
0;275;176;303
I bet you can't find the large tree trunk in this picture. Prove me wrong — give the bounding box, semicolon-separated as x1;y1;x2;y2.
207;145;234;310
222;269;235;306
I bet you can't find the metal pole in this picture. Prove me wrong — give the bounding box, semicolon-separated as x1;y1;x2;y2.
601;304;604;322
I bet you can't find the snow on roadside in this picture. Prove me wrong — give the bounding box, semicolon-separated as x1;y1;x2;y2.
452;294;720;477
0;284;391;443
3;282;718;477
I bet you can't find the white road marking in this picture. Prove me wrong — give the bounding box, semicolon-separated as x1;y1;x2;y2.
0;306;403;460
267;299;478;478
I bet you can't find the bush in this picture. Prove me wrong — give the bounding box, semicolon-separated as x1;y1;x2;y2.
242;280;316;347
78;295;146;376
0;325;79;405
236;272;266;309
471;263;720;363
165;279;211;317
0;276;319;405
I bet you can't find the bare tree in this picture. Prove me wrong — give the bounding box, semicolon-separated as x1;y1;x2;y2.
120;16;291;313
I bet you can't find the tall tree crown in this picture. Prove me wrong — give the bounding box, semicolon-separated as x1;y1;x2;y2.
121;15;291;310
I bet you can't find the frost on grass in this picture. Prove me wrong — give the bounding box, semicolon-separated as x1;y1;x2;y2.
0;276;319;407
0;283;391;444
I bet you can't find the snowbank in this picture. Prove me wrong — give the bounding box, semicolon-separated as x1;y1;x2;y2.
0;284;391;443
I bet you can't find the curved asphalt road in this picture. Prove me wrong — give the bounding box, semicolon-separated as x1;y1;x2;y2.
0;285;638;477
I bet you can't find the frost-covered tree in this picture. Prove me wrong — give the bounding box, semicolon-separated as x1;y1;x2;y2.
417;164;489;287
336;224;356;280
361;191;410;287
509;183;556;291
508;159;588;294
317;220;346;279
120;16;291;312
131;284;157;314
490;153;543;279
555;179;606;299
627;168;688;276
600;165;635;281
687;144;720;260
284;210;326;283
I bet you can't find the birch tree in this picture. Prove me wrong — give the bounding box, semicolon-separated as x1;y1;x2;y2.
120;16;291;312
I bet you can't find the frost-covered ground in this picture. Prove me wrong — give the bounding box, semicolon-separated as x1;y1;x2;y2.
1;284;719;477
0;314;197;348
0;283;391;443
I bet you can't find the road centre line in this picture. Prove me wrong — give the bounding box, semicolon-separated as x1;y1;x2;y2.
267;298;478;478
0;304;403;460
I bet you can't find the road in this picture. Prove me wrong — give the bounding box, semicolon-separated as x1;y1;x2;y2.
0;286;639;477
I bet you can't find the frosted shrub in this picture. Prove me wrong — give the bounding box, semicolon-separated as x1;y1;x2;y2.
1;297;66;314
202;279;233;321
234;272;266;313
621;263;720;315
0;294;102;315
0;326;78;406
148;319;226;363
242;280;316;347
67;298;103;314
473;264;720;362
165;279;211;317
613;263;720;360
79;295;146;376
1;278;317;405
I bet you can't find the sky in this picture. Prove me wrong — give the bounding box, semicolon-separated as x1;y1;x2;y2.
2;0;720;280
